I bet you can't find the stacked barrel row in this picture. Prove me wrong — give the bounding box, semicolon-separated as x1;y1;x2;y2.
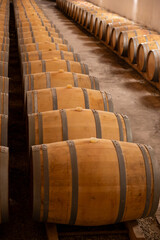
13;0;160;226
0;0;10;224
56;0;160;89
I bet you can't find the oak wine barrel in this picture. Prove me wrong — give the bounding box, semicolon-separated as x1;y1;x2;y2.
98;17;129;41
0;51;9;62
20;41;74;53
18;35;67;46
0;37;9;45
28;108;132;149
89;13;116;34
118;29;153;56
22;59;89;76
24;71;99;95
16;18;50;28
0;77;9;93
27;86;113;114
146;49;160;82
137;40;160;72
15;20;53;29
0;43;9;52
17;25;59;35
0;62;8;77
21;50;81;62
32;138;160;225
128;34;160;64
110;25;139;50
0;31;9;38
105;21;133;44
18;30;62;41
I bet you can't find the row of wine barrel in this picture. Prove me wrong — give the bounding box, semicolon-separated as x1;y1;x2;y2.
0;0;10;224
13;0;160;226
56;0;160;87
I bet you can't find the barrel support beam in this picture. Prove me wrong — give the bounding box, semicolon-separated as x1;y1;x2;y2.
125;221;145;240
46;224;59;240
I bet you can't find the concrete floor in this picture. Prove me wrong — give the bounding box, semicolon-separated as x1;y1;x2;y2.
37;0;160;238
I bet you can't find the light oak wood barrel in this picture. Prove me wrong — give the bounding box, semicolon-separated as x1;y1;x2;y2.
0;37;9;45
73;3;96;20
28;109;132;149
15;16;46;25
20;41;74;53
94;15;123;38
128;34;160;64
56;0;63;9
85;10;98;29
74;5;84;22
15;21;53;29
0;13;9;18
24;71;99;97
0;146;9;223
98;18;128;41
105;21;133;44
70;3;83;19
76;5;94;23
0;93;8;115
68;2;76;17
32;138;160;225
137;40;160;72
0;16;9;24
77;6;86;24
16;18;50;27
15;13;49;21
0;25;9;33
146;49;160;82
89;12;114;34
81;8;89;26
111;25;140;50
22;59;89;76
0;77;9;93
94;16;110;37
15;11;45;20
0;51;9;62
118;29;153;56
0;31;9;38
0;43;9;53
0;114;8;146
18;35;68;46
0;20;9;27
0;62;8;77
64;0;70;14
27;87;113;114
80;6;98;26
15;13;48;22
21;50;81;62
93;15;109;36
17;25;59;34
18;30;62;41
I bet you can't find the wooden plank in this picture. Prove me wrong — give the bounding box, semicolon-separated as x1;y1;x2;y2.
125;221;145;240
46;224;59;240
